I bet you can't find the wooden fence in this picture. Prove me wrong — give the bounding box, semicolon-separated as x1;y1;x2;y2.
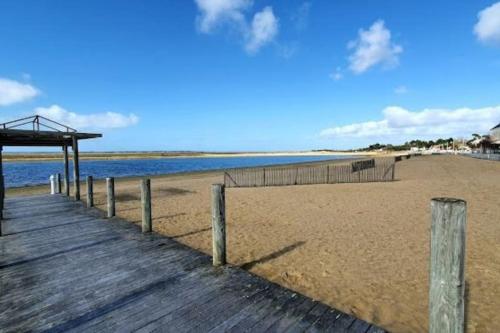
224;158;396;188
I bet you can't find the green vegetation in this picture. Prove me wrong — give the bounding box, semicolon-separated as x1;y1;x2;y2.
359;138;455;152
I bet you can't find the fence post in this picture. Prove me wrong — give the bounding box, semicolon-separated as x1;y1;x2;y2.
56;173;61;193
106;177;115;218
211;184;226;266
429;198;467;333
391;163;396;181
86;176;94;208
50;175;56;195
141;178;152;233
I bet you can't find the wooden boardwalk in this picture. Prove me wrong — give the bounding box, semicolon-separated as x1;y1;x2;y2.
0;194;387;332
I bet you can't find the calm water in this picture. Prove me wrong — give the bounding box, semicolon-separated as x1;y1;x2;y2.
3;155;354;188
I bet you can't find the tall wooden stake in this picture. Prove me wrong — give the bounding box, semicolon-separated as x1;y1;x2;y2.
86;176;94;208
106;177;115;218
211;184;226;266
141;178;152;233
63;144;70;196
72;137;80;201
56;173;61;193
429;198;467;333
0;145;3;233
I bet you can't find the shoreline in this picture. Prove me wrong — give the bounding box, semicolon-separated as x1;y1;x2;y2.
2;150;381;162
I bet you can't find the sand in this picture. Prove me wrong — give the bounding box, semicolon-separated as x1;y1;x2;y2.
8;155;500;332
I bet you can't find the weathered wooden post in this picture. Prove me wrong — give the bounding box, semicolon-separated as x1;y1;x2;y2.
106;177;115;218
72;136;80;201
0;145;4;232
141;178;152;233
429;198;467;333
50;175;56;195
63;144;70;196
211;183;226;266
0;145;4;222
86;176;94;208
56;173;62;193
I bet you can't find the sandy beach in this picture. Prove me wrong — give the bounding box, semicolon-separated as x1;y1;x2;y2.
8;155;500;332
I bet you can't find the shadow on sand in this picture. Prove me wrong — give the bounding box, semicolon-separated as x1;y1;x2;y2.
240;241;306;270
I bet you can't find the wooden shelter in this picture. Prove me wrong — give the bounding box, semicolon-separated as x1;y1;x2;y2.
0;115;101;228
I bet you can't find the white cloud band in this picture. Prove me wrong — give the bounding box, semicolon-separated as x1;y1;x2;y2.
35;105;139;130
320;106;500;139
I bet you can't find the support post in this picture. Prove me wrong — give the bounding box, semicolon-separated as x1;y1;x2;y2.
141;178;152;233
0;145;4;233
106;177;115;218
63;145;70;196
56;173;61;193
72;137;80;201
86;176;94;208
211;184;226;266
50;175;56;195
429;198;467;333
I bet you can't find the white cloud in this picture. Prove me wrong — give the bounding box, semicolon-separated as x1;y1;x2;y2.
0;78;40;106
394;85;408;94
291;2;311;31
348;20;403;74
320;105;500;139
329;67;343;81
194;0;250;33
194;0;279;53
35;105;139;130
245;7;279;54
474;2;500;46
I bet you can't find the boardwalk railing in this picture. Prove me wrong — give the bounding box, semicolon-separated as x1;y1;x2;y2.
224;158;396;188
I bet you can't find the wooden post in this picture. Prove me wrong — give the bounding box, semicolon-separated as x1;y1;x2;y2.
391;163;396;181
50;175;56;194
63;145;70;196
106;177;115;218
72;137;80;201
429;198;467;333
141;178;152;233
0;145;3;233
56;173;61;193
86;176;94;208
211;184;226;266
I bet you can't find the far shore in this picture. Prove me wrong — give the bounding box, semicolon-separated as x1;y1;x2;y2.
3;150;383;162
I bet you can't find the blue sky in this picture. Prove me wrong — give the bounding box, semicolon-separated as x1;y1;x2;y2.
1;0;500;152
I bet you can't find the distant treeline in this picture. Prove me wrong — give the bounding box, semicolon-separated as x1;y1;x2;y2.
315;138;457;153
359;138;455;151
